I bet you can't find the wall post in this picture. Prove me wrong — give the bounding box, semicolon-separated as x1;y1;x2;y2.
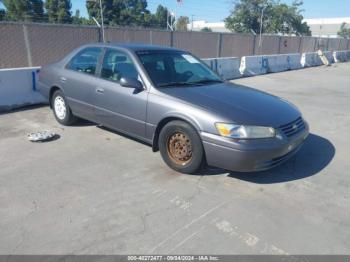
216;33;222;57
337;38;342;50
22;24;32;67
278;36;282;54
170;31;174;47
313;38;318;52
252;35;257;55
326;37;330;51
97;27;102;43
297;36;302;53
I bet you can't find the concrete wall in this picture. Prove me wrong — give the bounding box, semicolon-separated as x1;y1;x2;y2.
333;50;350;62
328;38;341;51
315;38;329;51
300;37;317;53
0;67;46;112
279;36;301;54
3;50;350;111
106;28;151;44
220;33;255;57
1;22;350;69
0;24;28;68
150;30;172;46
202;57;241;80
26;24;99;67
173;31;219;58
339;38;349;50
254;35;280;55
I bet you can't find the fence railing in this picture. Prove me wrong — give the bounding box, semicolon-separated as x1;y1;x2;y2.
1;21;349;69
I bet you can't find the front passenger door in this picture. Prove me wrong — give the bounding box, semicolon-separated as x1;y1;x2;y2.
94;48;148;140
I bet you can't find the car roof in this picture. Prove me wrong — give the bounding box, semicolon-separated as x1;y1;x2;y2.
84;42;185;52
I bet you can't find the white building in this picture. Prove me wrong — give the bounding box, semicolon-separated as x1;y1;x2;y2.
304;17;350;37
187;20;228;32
188;18;350;37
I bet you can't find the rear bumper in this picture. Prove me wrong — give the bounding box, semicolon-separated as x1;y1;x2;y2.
37;80;50;100
201;125;309;172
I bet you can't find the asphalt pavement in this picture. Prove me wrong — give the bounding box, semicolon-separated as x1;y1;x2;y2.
0;63;349;254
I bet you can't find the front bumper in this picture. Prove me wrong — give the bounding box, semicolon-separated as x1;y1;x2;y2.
201;124;309;172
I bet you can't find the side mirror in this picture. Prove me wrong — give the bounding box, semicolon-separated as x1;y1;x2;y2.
120;77;143;90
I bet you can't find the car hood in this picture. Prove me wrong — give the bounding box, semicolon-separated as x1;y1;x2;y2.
156;82;301;127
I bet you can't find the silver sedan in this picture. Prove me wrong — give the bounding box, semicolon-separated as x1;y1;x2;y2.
38;43;309;174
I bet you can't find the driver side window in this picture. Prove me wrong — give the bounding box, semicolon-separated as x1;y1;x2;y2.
100;49;139;83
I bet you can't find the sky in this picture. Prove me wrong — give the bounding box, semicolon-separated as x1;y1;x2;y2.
1;0;350;22
71;0;350;22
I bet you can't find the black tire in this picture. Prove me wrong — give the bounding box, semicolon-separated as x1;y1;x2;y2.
159;120;205;174
51;90;77;126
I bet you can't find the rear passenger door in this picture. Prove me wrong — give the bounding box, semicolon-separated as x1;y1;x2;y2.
94;48;148;140
63;47;103;120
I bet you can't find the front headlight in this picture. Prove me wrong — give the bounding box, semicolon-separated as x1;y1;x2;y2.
215;123;276;139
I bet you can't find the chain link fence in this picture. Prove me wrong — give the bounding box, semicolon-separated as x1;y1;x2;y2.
1;21;349;69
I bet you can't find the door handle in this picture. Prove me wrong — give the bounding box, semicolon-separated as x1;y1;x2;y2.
60;76;67;83
96;88;104;94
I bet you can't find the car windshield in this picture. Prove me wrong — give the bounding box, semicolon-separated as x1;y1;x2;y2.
136;50;222;87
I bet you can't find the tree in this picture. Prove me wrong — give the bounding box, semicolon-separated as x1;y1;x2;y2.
338;22;350;38
31;0;44;21
201;27;212;32
153;4;168;29
72;9;80;24
225;0;269;34
225;0;310;36
0;9;5;21
2;0;44;22
176;16;189;31
45;0;72;24
267;1;310;35
72;9;94;25
86;0;151;27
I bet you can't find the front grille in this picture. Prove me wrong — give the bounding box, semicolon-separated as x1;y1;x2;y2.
279;117;305;137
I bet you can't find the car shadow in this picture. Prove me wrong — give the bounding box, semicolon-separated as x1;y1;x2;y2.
0;104;48;115
72;118;96;127
90;123;335;184
97;125;152;147
195;134;335;184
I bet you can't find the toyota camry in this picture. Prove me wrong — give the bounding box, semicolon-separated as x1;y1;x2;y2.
38;43;309;174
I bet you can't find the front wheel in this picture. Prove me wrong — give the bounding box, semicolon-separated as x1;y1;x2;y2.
52;90;77;126
159;120;205;174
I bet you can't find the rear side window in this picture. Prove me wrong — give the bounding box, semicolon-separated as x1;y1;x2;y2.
68;47;102;75
100;49;139;82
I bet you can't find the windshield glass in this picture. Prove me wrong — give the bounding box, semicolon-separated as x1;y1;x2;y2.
136;50;222;87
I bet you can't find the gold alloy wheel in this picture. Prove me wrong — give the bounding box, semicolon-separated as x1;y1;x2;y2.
167;132;193;166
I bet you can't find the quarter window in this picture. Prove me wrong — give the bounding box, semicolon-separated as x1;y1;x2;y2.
68;47;102;75
101;49;139;82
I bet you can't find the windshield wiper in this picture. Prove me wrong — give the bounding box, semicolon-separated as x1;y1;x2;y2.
158;79;223;88
188;79;223;85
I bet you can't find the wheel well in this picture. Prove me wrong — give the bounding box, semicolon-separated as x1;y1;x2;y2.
49;86;60;108
152;117;198;152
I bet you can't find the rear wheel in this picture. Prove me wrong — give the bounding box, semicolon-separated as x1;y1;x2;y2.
52;90;77;125
159;120;205;174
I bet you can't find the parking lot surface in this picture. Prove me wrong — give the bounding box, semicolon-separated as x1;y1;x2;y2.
1;63;349;254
